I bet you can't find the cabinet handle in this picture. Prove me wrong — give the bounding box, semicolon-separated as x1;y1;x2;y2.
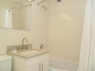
39;63;43;71
42;63;43;71
39;64;41;71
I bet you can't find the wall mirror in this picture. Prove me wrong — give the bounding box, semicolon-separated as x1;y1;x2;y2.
0;0;32;31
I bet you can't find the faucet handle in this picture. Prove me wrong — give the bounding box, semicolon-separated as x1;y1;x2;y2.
11;47;17;53
40;44;44;49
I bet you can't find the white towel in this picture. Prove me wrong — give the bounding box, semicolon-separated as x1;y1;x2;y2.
4;9;13;28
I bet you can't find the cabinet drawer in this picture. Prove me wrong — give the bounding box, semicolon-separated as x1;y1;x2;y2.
27;53;49;67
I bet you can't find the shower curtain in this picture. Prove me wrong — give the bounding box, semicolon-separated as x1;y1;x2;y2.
78;0;95;71
4;9;13;28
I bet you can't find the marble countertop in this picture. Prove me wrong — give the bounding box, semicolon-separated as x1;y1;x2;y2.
8;48;50;58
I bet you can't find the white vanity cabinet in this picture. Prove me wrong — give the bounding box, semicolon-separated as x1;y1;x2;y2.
12;53;49;71
27;60;49;71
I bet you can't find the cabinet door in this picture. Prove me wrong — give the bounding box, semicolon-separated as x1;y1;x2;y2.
27;64;39;71
27;60;49;71
43;60;49;71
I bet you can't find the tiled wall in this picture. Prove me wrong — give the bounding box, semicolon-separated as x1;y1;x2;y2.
48;0;86;63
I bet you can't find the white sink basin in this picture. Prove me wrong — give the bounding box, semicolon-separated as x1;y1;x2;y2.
20;50;39;54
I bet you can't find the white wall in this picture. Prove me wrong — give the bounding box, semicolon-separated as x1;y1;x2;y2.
0;29;32;55
48;0;85;63
32;0;49;49
0;0;49;55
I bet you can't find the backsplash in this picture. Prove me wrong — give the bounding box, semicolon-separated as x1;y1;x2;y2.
7;44;32;52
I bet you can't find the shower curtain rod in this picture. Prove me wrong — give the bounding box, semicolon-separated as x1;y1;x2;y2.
9;4;32;11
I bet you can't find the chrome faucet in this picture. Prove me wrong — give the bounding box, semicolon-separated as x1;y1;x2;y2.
22;38;28;49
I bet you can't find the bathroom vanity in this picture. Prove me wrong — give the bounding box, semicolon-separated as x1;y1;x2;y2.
8;48;50;71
